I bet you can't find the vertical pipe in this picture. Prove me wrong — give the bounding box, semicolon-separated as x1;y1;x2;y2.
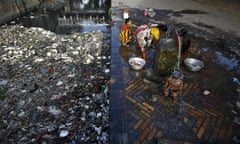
177;35;182;70
174;27;181;71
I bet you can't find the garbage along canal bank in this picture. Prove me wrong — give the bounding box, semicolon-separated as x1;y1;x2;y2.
110;5;240;143
0;0;111;143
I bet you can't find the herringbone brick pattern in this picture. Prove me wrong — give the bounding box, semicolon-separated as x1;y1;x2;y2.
121;72;235;143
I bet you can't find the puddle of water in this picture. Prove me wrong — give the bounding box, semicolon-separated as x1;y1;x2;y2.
177;9;208;14
214;51;239;71
172;9;208;17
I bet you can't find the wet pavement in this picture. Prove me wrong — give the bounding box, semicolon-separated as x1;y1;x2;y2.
110;3;240;144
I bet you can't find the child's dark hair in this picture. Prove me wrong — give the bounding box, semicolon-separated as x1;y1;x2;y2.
125;18;131;24
178;28;187;36
157;24;168;32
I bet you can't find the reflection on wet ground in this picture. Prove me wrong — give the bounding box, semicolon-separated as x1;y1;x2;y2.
193;22;215;29
176;9;208;14
172;9;208;17
214;51;239;71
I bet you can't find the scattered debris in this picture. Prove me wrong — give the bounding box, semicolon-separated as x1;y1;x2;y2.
236;101;240;109
144;8;156;18
203;90;211;96
233;77;240;85
233;136;240;143
0;24;110;143
234;116;240;125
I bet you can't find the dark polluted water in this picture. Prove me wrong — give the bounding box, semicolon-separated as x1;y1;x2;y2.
15;0;111;34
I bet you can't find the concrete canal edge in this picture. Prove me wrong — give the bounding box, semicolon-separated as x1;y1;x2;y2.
0;0;40;24
0;0;66;25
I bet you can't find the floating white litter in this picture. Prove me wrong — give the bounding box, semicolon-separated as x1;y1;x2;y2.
203;90;211;95
59;130;69;137
34;58;44;63
0;80;8;85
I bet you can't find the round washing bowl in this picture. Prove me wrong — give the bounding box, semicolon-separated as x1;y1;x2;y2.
128;57;146;70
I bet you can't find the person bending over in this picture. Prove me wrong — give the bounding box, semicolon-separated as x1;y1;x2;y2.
136;23;167;60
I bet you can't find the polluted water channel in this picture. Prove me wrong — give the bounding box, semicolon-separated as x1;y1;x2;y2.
0;0;111;143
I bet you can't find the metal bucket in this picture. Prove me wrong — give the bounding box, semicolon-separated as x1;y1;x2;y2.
184;58;204;71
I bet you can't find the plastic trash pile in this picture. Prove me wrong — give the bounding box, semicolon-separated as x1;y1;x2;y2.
0;24;110;143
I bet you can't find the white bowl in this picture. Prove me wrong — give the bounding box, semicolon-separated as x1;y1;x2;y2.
184;58;204;71
128;57;146;70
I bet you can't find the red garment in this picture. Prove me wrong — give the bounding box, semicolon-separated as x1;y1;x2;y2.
122;24;129;31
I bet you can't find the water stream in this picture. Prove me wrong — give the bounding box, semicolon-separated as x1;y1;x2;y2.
13;0;111;34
